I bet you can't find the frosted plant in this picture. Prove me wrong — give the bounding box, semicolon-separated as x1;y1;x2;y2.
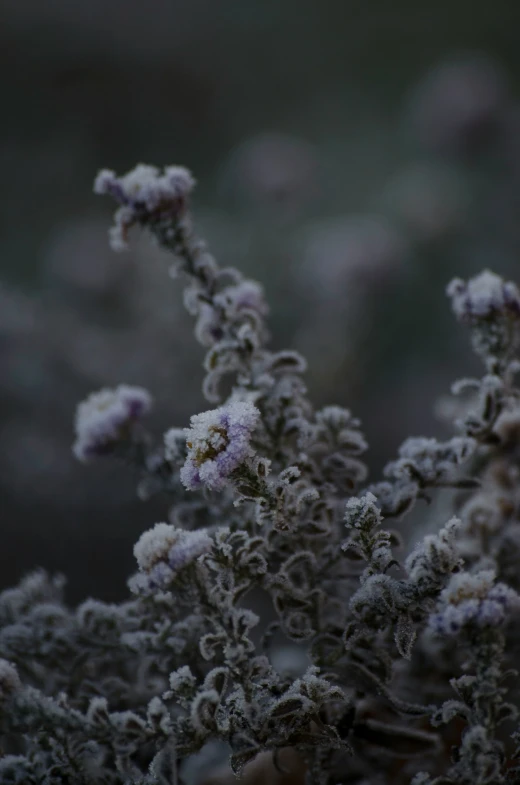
4;164;520;785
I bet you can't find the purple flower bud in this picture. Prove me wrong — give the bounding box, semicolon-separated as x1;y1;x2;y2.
73;384;152;461
180;400;260;491
429;570;520;636
131;523;212;594
94;164;195;250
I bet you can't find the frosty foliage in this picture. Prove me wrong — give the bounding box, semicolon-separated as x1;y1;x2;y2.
4;165;520;785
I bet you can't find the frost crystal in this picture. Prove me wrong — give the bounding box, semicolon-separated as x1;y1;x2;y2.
73;384;152;461
180;401;260;491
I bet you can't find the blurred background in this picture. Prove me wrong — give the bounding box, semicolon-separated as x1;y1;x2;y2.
2;0;520;602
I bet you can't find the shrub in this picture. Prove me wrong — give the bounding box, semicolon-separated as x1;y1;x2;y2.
2;163;520;784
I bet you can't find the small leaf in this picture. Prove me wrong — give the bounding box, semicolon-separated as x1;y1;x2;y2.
270;696;307;718
199;632;225;660
496;702;518;725
431;699;471;727
230;746;259;775
395;616;417;660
